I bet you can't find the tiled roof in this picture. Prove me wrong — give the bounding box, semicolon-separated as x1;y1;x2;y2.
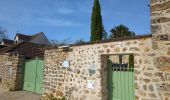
0;42;49;58
15;33;32;41
31;32;44;40
15;32;44;41
0;45;17;54
0;45;6;49
1;39;14;45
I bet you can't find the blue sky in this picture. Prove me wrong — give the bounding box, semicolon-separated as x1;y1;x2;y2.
0;0;150;42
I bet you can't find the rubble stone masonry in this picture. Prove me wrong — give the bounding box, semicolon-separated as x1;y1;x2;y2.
43;36;170;100
151;0;170;45
42;1;170;99
0;0;169;100
151;0;170;100
0;53;24;90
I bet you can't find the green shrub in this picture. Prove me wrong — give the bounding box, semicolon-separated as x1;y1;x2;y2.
42;93;66;100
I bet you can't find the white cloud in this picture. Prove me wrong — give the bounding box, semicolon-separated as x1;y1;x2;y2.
58;8;75;14
39;18;82;27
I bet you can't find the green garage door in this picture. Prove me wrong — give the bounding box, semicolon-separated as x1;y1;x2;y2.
107;60;135;100
23;58;44;94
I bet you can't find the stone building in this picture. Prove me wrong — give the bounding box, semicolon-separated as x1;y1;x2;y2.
43;0;170;100
0;0;169;100
0;42;47;90
0;32;49;90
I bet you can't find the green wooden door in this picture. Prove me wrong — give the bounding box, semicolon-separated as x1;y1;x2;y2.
35;59;44;94
23;59;37;93
107;60;135;100
23;58;44;94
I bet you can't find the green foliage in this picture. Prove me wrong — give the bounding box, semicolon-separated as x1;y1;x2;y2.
129;54;134;71
110;24;135;39
74;39;85;45
102;27;107;40
42;93;66;100
90;0;105;42
51;39;71;46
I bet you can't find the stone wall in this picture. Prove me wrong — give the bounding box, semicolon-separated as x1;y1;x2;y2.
0;53;24;90
151;0;170;100
42;1;170;100
151;0;170;44
43;36;170;100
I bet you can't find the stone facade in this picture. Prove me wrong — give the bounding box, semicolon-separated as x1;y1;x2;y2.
0;42;47;91
151;0;170;100
43;36;170;100
0;53;24;90
0;0;169;100
151;0;170;44
42;1;170;96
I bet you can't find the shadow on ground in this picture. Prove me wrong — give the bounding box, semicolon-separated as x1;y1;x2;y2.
0;89;41;100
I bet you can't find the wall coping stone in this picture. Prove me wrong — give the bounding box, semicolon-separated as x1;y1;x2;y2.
70;34;152;47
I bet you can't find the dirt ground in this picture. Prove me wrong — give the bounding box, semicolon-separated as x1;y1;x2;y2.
0;89;41;100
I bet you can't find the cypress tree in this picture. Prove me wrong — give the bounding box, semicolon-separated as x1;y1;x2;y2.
90;0;104;42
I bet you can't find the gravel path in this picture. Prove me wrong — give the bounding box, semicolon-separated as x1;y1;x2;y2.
0;89;41;100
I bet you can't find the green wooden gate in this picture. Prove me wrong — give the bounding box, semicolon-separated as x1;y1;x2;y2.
23;58;44;94
107;60;135;100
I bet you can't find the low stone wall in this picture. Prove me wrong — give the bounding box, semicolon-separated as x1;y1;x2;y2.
43;36;170;100
0;53;24;90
